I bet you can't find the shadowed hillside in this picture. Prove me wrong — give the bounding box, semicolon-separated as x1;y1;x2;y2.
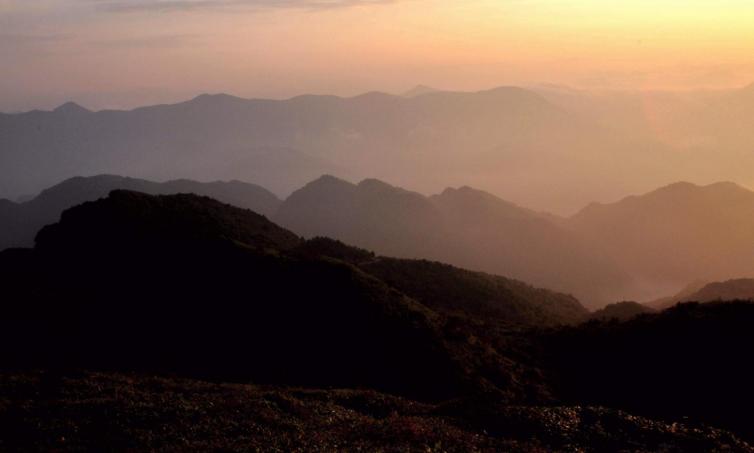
546;302;754;440
0;190;592;403
589;301;655;322
295;237;589;326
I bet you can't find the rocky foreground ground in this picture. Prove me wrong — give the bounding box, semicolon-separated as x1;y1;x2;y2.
0;371;750;452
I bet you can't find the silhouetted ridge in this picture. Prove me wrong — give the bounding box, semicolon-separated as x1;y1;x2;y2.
4;190;593;403
293;236;589;326
35;190;300;254
53;102;91;114
0;174;281;251
3;192;473;400
589;301;655;322
358;258;588;326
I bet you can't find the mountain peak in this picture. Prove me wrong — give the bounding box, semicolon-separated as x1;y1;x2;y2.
53;102;91;114
187;93;244;106
654;181;749;197
358;178;395;190
308;174;355;187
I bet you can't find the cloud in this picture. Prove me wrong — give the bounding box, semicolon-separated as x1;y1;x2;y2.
92;0;396;13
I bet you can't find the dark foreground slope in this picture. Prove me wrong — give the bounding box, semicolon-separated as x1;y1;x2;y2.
589;301;655;322
1;191;468;401
0;175;281;250
295;237;589;327
546;302;754;441
0;190;588;403
1;371;750;453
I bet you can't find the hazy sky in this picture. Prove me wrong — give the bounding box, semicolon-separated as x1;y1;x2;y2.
2;0;754;111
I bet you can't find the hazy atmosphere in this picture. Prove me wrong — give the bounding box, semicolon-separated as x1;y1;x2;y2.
3;0;754;111
2;1;754;451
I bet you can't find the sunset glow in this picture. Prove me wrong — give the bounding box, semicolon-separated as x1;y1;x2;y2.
3;0;754;110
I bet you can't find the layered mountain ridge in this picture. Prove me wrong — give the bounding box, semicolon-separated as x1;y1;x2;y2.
2;189;753;449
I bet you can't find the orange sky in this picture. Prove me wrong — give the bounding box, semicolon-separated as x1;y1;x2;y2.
2;0;754;110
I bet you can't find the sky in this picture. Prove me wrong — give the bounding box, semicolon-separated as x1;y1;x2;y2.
2;0;754;111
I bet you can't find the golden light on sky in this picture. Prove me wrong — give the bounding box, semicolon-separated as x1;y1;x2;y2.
2;0;754;110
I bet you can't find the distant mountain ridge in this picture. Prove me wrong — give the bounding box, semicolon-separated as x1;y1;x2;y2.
651;278;754;310
0;85;653;213
0;175;281;250
567;181;754;300
681;278;754;303
4;174;754;306
275;175;633;307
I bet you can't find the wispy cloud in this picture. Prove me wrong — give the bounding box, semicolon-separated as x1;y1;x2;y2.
92;0;397;13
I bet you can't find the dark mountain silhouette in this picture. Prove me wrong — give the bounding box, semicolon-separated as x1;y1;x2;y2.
295;237;588;326
547;301;754;440
567;181;754;300
1;190;591;403
0;174;281;250
2;190;754;448
589;301;655;322
275;176;633;307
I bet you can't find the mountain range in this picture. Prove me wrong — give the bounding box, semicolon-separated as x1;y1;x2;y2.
1;189;753;449
1;85;723;214
3;174;754;307
275;175;632;306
